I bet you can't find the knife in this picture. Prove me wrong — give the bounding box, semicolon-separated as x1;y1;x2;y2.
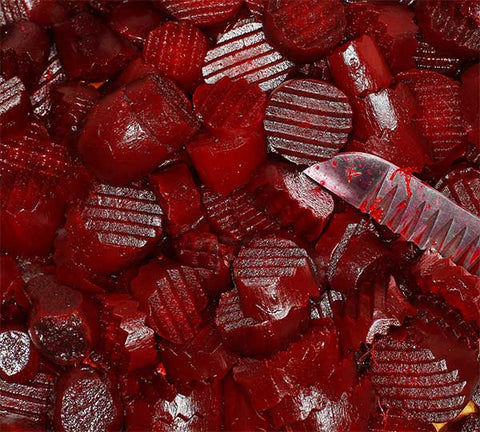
304;153;480;276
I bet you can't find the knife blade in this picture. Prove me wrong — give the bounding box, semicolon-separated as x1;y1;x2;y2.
304;153;480;276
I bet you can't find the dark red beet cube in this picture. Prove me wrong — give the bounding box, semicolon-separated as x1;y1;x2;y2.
54;11;138;81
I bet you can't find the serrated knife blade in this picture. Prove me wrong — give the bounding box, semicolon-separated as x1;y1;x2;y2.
304;153;480;276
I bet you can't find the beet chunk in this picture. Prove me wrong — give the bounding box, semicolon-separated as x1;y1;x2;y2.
54;367;123;432
371;296;480;423
0;76;31;139
263;0;346;63
26;275;97;365
460;64;480;148
0;254;29;320
54;11;138;81
0;20;49;90
248;161;334;242
78;74;199;185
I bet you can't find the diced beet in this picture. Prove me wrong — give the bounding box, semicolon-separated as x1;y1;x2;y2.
155;0;243;27
172;231;233;297
397;69;468;163
460;64;480;148
328;35;393;98
0;255;29;320
106;58;157;92
416;0;480;59
413;251;480;326
54;367;123;432
26;275;98;365
150;163;206;237
98;293;157;373
193;77;267;137
131;258;208;344
345;2;418;73
54;11;138;81
202;18;296;92
248;161;334;242
0;76;31;139
263;0;346;63
233;320;340;411
78;74;199;185
371;296;480;423
369;412;436;431
0;20;49;90
436;166;480;216
264;79;353;165
0;372;54;427
223;373;269;432
414;37;464;76
0;120;75;257
54;181;163;276
297;58;332;81
159;322;237;383
48;82;100;151
187;130;266;195
109;2;165;47
201;185;279;244
0;324;39;383
29;45;66;119
143;22;208;91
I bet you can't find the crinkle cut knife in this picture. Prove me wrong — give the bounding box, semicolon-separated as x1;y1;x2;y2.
304;153;480;276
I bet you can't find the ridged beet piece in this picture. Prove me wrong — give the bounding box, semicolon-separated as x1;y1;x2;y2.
54;181;163;277
264;79;353;165
54;367;123;432
0;20;49;90
460;64;480;148
108;1;164;47
201;185;279;244
78;74;199;185
98;293;158;373
143;22;208;91
150;163;206;237
414;37;463;76
131;258;208;344
248;161;334;242
202;18;295;92
155;0;243;27
26;275;98;365
0;323;39;383
413;251;480;326
54;11;138;81
371;296;480;423
0;76;31;139
0;255;29;321
263;0;346;63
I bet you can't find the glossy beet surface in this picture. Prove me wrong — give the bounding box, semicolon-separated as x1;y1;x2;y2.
1;2;479;431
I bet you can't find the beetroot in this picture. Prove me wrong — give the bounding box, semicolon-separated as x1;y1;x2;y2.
245;0;266;19
0;324;39;383
26;275;97;365
107;58;157;92
372;296;480;423
0;255;29;320
414;38;463;77
131;258;208;344
297;58;332;81
460;64;480;147
54;367;123;432
369;413;436;431
263;0;346;63
78;74;199;185
143;22;209;91
54;11;138;81
0;76;31;139
397;69;468;163
155;0;243;27
0;20;49;90
187;130;266;195
202;18;296;92
248;161;334;242
201;185;279;244
264;79;353;165
54;181;163;276
328;35;393;98
150;163;206;237
193;77;267;136
109;2;164;47
416;0;480;59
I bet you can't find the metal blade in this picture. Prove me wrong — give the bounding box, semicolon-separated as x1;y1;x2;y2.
304;153;480;276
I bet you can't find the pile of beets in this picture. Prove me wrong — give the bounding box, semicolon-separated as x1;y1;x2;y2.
0;0;479;430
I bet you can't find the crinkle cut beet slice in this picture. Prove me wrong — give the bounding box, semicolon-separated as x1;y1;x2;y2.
264;79;353;165
460;64;480;148
371;296;480;423
0;76;31;139
414;37;463;77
